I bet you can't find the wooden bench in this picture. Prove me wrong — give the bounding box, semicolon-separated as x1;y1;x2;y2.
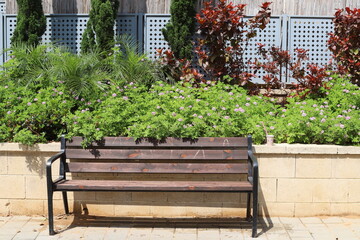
46;135;259;237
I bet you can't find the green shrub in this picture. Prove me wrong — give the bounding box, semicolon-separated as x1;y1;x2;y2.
81;0;120;54
11;0;46;46
162;0;197;59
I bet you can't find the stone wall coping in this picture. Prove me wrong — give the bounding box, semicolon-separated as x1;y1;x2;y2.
254;144;360;155
0;142;60;152
0;142;359;155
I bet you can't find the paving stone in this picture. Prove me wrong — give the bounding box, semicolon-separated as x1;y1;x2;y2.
150;228;174;240
198;228;220;240
219;228;244;240
300;217;323;224
104;227;130;240
12;231;40;240
266;232;291;240
127;227;152;240
57;226;87;240
287;229;313;238
321;217;344;224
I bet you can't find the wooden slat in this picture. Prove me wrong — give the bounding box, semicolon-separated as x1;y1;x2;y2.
66;162;248;174
67;137;248;149
54;180;253;192
66;149;248;160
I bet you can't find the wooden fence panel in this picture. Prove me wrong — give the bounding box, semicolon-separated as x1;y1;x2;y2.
283;0;345;16
5;0;358;15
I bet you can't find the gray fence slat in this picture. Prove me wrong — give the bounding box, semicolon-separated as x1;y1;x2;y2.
287;16;334;82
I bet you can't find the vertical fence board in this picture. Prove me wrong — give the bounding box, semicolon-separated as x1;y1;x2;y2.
5;0;353;15
283;0;345;16
346;0;360;8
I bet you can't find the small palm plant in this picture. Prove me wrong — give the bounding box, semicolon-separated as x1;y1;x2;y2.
109;34;161;87
49;50;109;98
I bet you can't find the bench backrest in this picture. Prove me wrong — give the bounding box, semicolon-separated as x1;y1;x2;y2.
61;136;252;175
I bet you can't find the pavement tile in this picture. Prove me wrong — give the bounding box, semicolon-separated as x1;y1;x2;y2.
219;228;244;240
321;217;344;224
104;227;130;240
0;216;360;240
300;217;323;224
198;228;220;240
127;227;152;240
149;228;174;240
287;229;313;239
12;231;40;240
266;232;291;240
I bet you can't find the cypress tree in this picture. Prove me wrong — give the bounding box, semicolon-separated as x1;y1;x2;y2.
11;0;46;46
81;0;119;54
162;0;197;59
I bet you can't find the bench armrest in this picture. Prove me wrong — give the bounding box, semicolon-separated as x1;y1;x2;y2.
248;151;258;168
46;151;65;185
247;151;259;185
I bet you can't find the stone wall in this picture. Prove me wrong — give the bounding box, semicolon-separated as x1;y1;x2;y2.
0;142;359;217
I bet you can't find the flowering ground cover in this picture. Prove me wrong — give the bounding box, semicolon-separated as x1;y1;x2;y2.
0;51;359;146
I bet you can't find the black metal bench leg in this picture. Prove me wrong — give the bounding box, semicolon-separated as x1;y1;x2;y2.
252;192;258;238
246;192;252;221
47;190;55;235
62;191;69;214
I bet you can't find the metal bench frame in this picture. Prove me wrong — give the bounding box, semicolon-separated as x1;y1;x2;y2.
46;135;259;237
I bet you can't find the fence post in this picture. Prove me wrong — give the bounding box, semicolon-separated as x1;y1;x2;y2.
137;13;144;53
0;1;5;66
280;14;290;83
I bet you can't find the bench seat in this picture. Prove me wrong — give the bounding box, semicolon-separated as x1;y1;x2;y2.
54;180;253;192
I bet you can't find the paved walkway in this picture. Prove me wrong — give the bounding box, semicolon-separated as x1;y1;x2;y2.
0;215;359;240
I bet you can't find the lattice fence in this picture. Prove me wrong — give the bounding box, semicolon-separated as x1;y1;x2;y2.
4;14;139;54
0;1;5;13
287;17;334;82
0;13;335;83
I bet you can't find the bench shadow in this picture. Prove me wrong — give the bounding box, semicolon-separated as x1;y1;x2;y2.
59;186;274;237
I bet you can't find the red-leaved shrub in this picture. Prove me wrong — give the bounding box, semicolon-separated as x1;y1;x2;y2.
328;7;360;86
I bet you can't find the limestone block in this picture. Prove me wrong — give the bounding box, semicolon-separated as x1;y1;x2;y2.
294;203;331;217
167;192;205;203
333;158;360;178
73;202;115;216
348;179;360;202
204;192;241;203
221;206;247;217
7;154;35;175
25;176;47;199
115;205;151;217
337;146;360;155
0;199;10;216
277;179;312;203
330;203;350;216
259;203;295;217
295;156;332;178
0;175;25;199
150;205;191;217
286;144;338;154
258;155;295;178
0;153;7;174
185;206;223;217
259;178;277;203
10;199;44;215
329;179;350;203
131;192;168;203
93;192;132;203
